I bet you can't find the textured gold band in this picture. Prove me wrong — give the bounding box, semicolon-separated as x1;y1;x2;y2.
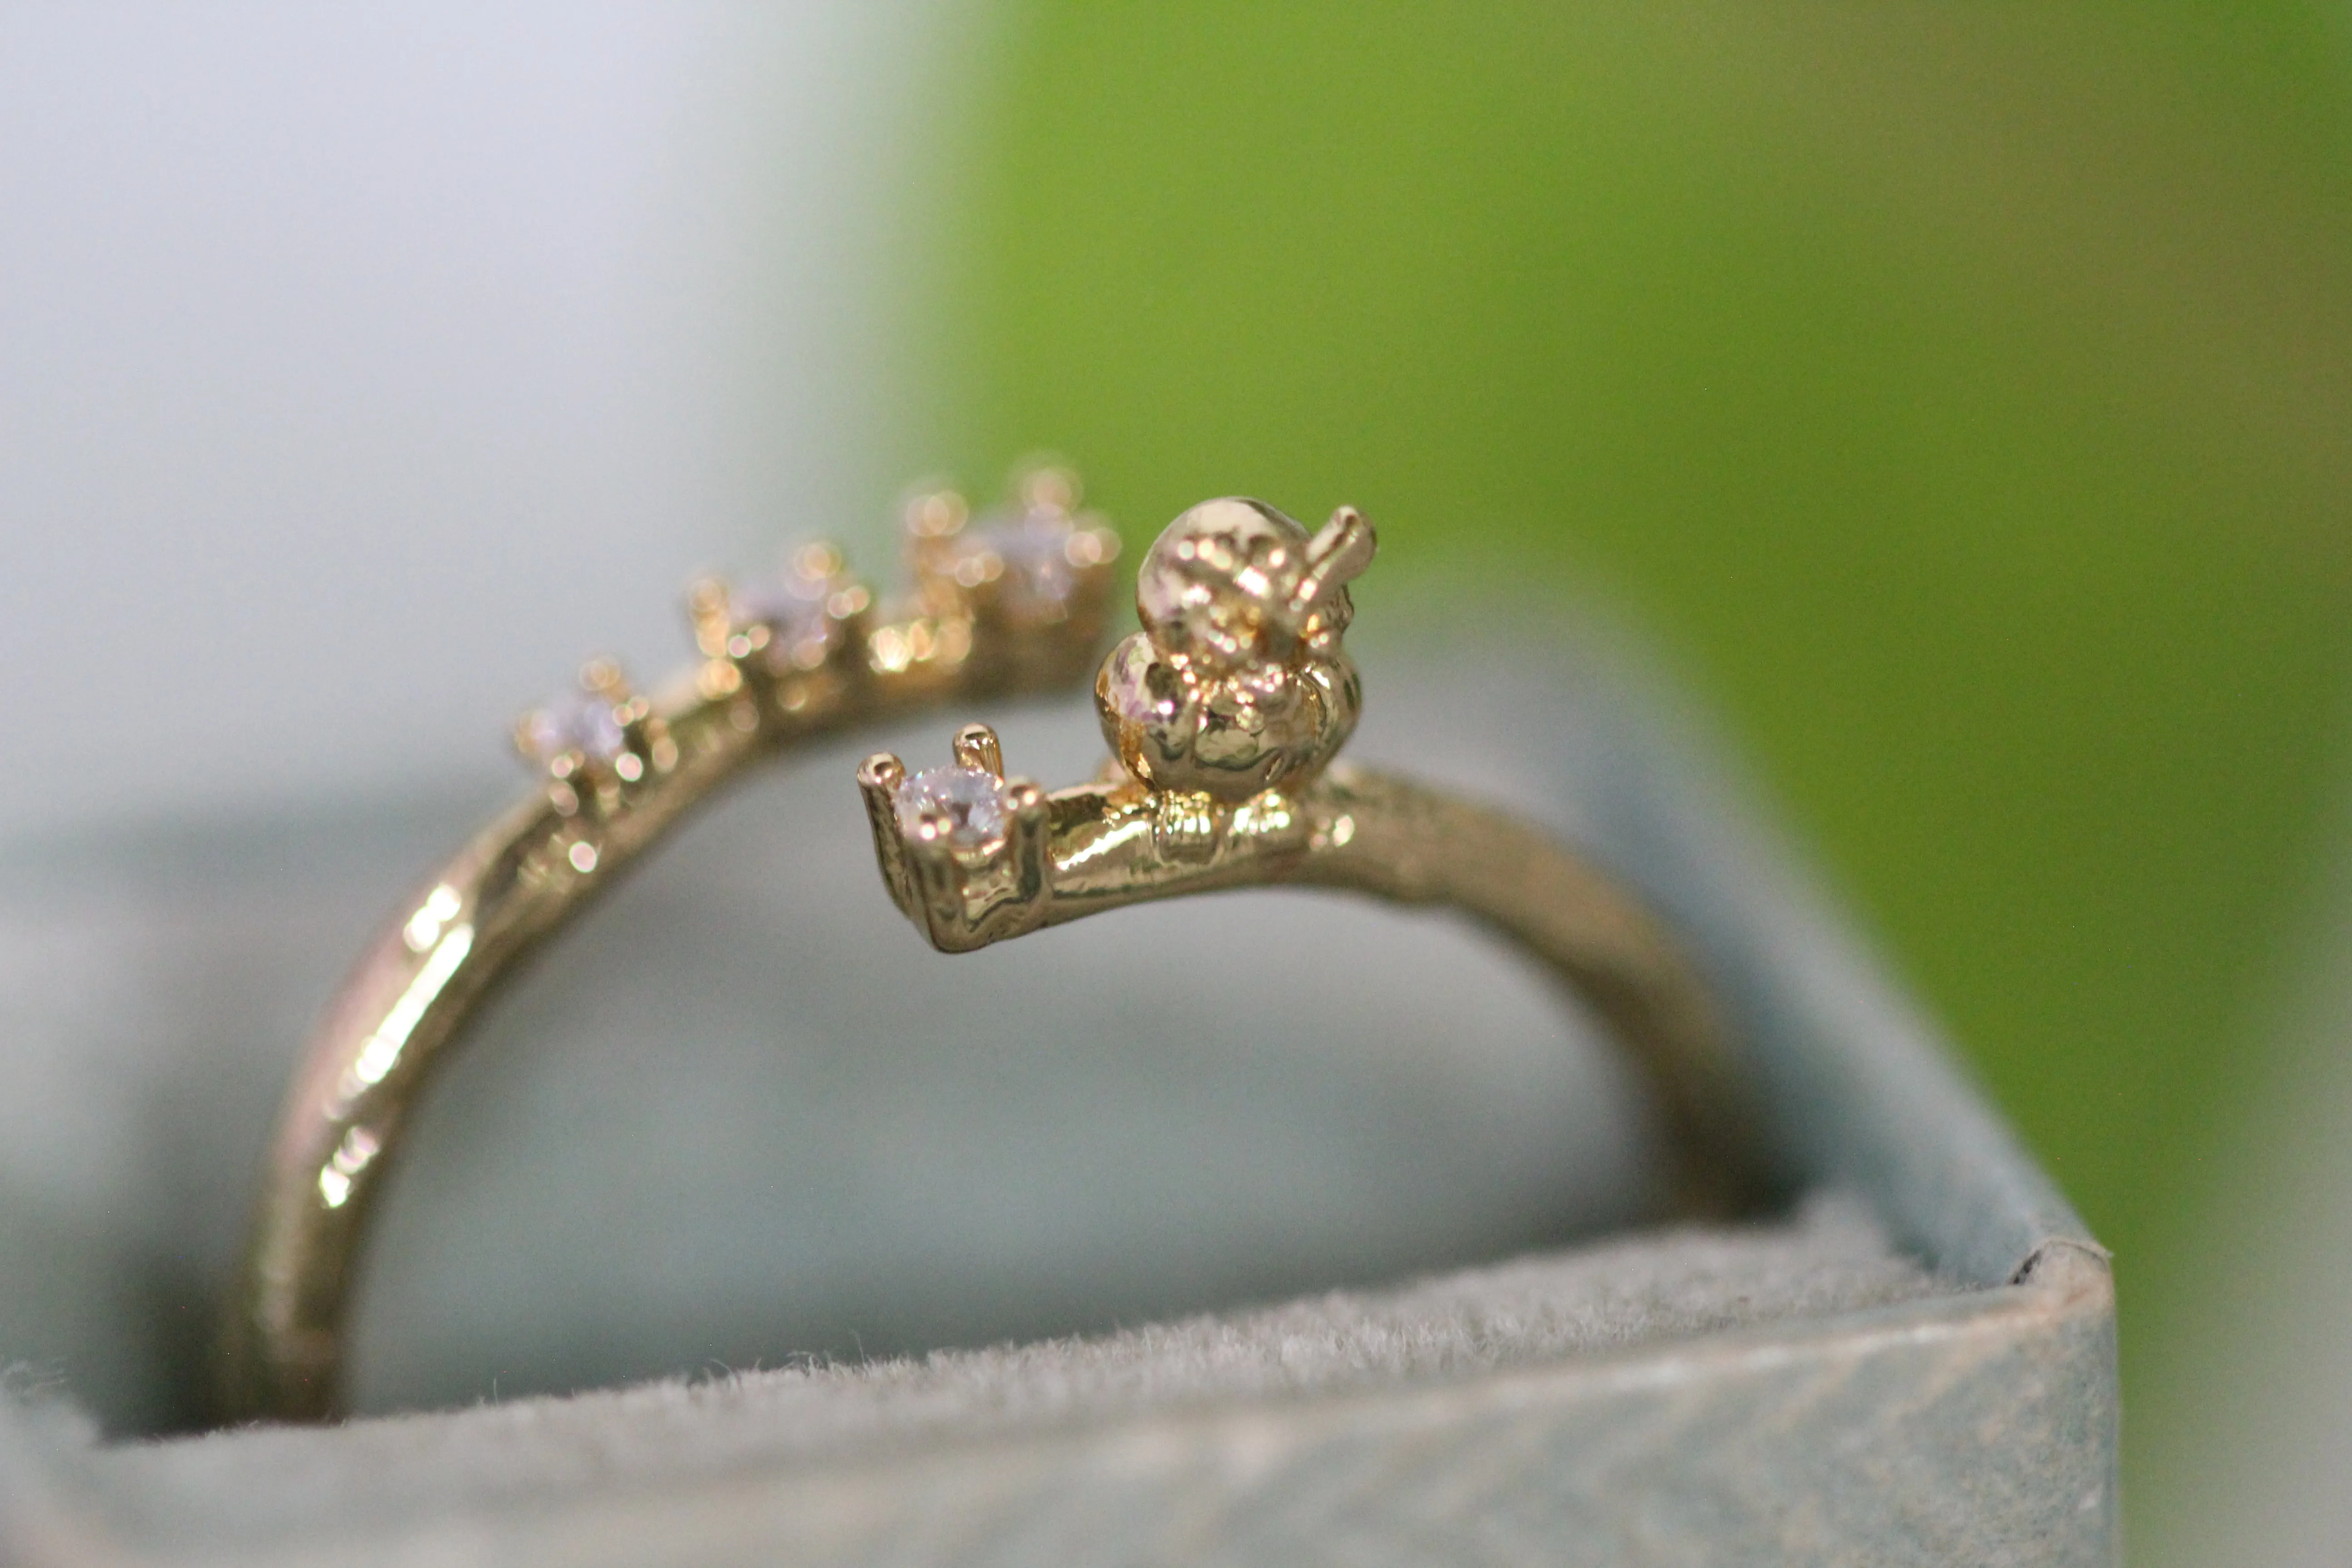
219;484;1759;1424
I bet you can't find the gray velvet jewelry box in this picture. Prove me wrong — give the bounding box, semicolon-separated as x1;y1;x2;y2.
0;641;2115;1565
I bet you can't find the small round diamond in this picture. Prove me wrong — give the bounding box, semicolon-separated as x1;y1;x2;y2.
524;691;627;764
733;576;825;637
895;765;1009;848
731;573;832;670
957;512;1080;620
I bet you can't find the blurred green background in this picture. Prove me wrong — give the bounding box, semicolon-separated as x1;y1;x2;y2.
893;0;2352;1536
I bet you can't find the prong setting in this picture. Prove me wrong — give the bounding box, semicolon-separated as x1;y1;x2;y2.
895;764;1012;852
514;466;1116;845
241;478;1770;1426
910;463;1124;690
855;728;1066;951
516;659;672;813
687;539;874;727
858;499;1377;955
951;722;1005;777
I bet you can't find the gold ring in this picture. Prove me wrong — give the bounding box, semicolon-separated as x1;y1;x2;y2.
219;480;1762;1424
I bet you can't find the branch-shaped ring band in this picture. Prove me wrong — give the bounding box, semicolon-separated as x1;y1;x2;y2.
858;498;1763;1220
220;469;1122;1422
221;485;1764;1426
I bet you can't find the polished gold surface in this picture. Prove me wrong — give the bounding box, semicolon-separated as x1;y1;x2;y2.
224;484;1758;1426
219;468;1120;1422
860;499;1760;1213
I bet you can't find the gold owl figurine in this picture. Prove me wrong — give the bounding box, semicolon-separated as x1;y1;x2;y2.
1097;498;1376;803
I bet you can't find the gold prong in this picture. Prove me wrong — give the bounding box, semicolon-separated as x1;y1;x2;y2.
905;828;969;951
792;541;843;582
855;752;913;915
903;486;968;539
1004;779;1049;908
579;656;627;698
857;751;905;796
1065;525;1121;570
1016;461;1079;514
951;723;1004;778
686;576;732;657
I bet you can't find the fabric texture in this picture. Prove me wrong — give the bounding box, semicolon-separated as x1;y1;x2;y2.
16;1196;1936;1557
0;642;2096;1563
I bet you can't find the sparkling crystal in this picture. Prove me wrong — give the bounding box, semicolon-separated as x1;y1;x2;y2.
732;573;827;640
961;511;1078;618
524;690;627;763
895;764;1009;848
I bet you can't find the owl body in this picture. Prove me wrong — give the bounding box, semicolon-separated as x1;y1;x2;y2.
1098;498;1370;803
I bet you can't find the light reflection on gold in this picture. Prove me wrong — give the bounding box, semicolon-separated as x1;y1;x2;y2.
316;1126;381;1210
401;883;462;953
697;659;743;700
869;624;911;672
226;485;1756;1433
936;617;972;665
854;500;1756;1230
224;466;1124;1423
1054;809;1153;871
347;921;474;1100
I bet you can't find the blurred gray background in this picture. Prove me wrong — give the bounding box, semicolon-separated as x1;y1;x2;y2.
0;1;949;838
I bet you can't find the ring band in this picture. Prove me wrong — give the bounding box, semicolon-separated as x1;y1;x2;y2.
220;483;1761;1425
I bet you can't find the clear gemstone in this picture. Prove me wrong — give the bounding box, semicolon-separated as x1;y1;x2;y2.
733;574;827;639
961;511;1077;618
727;566;838;674
895;765;1009;848
524;691;626;763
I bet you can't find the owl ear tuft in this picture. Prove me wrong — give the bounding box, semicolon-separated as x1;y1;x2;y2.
1289;507;1376;625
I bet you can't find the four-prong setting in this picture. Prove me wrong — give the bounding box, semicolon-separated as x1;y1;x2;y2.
860;499;1376;952
516;657;676;816
508;466;1118;843
858;724;1052;952
907;464;1123;691
240;477;1764;1427
686;542;873;726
